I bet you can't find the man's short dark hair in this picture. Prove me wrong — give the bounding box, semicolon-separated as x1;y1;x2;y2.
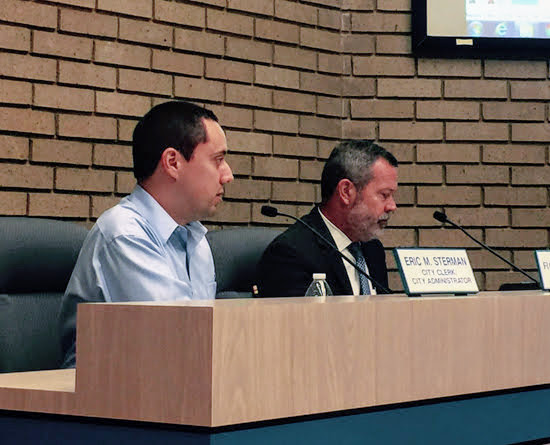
320;140;398;205
132;100;218;182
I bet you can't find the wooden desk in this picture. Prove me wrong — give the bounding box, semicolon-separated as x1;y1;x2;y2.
2;291;550;443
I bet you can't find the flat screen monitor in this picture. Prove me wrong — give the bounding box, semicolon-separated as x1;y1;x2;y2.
412;0;550;58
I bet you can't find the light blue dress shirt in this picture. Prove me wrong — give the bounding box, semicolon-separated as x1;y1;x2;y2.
59;185;216;367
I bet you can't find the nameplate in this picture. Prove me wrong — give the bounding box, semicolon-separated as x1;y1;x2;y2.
393;248;479;296
535;250;550;290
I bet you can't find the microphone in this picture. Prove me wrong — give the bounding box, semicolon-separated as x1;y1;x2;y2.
433;211;540;287
261;205;391;294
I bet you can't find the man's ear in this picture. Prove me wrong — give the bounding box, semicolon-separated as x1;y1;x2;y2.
336;179;357;207
159;147;182;180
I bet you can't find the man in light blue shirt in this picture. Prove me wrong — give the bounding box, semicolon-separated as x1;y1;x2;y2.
59;101;233;368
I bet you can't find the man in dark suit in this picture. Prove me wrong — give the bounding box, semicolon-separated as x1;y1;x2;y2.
258;140;398;297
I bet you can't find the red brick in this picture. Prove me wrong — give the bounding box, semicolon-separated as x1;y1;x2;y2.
205;58;254;83
512;209;550;227
300;72;342;96
468;249;512;269
320;8;341;29
417;101;479;120
59;61;116;89
300;115;341;138
272;181;316;203
154;0;205;26
351;12;410;33
0;163;53;189
351;99;414;119
419;228;483;248
511;124;550;142
207;9;253;36
417;144;480;163
484;60;547;79
274;45;316;70
35;84;94;112
446;165;509;185
210;105;254;130
486;229;547;248
446;123;508;142
317;96;344;117
378;228;415;248
92;195;120;218
482;145;545;164
376;35;411;55
58;114;117;140
119;69;172;96
300;28;341;52
226;130;272;155
33;31;93;61
446;208;509;227
418;186;481;206
418;59;482;78
444;80;507;99
0;78;31;105
484;187;546;206
0;53;56;82
353;56;415;77
152;50;204;76
379;122;442;141
29;193;89;218
399;164;443;184
119;17;172;47
253;156;298;178
383;142;414;163
32;139;92;165
318;53;345;75
97;0;152;18
378;79;441;98
227;0;274;15
207;201;251;224
394;185;415;205
175;29;224;56
342;77;375;97
514;250;538;270
274;135;317;157
224;178;271;200
46;0;95;7
174;76;225;102
0;24;30;51
254;110;299;133
94;144;133;168
510;81;550;100
1;0;57;28
512;166;550;185
377;0;410;10
116;171;136;194
256;65;300;89
0;107;54;135
341;120;377;139
342;0;375;10
60;9;117;38
95;41;151;69
226;37;272;64
273;90;316;113
0;191;27;215
342;34;375;54
56;167;115;192
482;102;544;121
299;160;322;181
0;135;28;160
274;0;317;25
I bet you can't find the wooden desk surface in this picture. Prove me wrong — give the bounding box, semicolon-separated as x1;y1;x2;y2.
1;291;550;427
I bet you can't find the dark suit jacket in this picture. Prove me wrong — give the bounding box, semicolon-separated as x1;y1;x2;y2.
258;207;390;298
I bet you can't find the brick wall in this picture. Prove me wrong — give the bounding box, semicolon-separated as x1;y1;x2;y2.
0;0;548;291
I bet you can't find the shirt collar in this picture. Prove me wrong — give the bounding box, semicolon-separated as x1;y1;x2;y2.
128;185;207;245
318;207;353;253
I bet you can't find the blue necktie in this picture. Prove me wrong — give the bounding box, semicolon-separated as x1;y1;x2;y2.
348;242;371;295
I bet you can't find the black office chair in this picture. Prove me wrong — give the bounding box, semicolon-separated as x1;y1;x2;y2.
207;227;282;299
0;217;88;373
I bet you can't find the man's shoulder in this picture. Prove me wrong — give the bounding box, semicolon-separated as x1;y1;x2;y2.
94;199;152;244
264;208;320;251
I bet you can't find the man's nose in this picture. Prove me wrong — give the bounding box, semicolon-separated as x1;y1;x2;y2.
221;162;234;184
386;196;397;212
